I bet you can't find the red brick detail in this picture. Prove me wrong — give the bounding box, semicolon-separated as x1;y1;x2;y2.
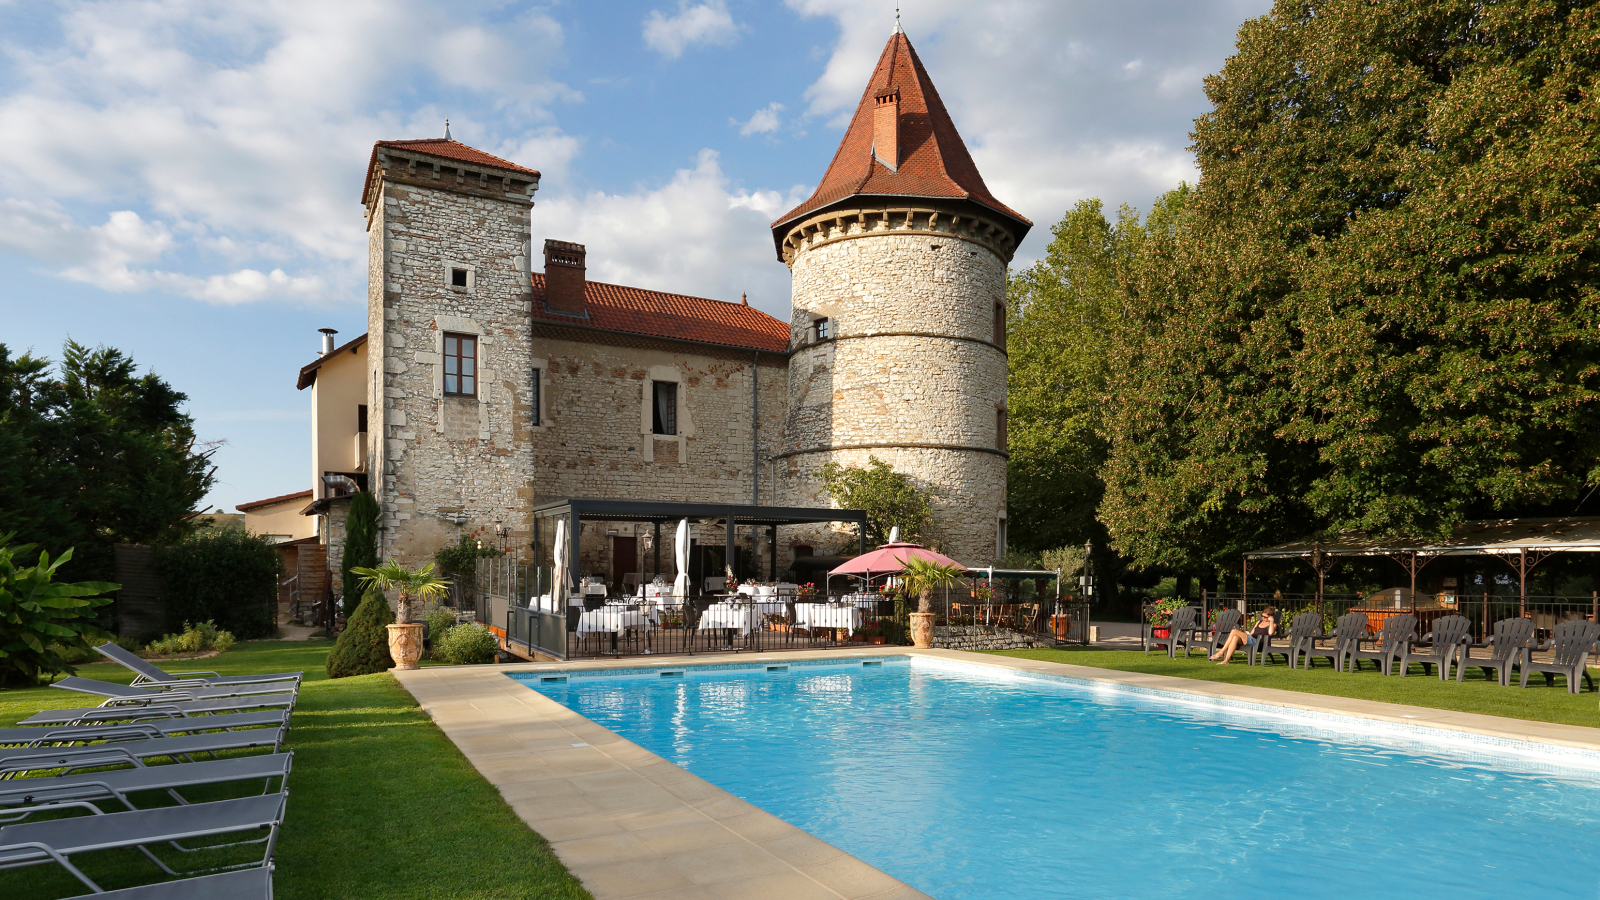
773;33;1029;231
531;274;789;353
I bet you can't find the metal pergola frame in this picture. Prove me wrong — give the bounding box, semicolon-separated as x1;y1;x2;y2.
531;498;868;590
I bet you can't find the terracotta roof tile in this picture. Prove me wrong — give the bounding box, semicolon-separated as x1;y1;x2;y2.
531;274;789;353
774;32;1029;232
237;489;313;513
362;139;540;203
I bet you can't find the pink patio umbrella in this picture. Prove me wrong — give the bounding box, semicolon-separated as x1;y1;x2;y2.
827;543;970;596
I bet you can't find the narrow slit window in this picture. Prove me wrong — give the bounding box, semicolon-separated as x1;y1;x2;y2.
652;381;678;435
997;407;1008;452
994;302;1007;349
444;332;477;397
531;368;541;425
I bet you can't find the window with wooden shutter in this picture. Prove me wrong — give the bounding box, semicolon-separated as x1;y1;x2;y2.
443;333;477;397
997;407;1008;452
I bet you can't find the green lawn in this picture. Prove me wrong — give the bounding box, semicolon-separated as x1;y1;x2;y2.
991;646;1600;729
0;641;591;900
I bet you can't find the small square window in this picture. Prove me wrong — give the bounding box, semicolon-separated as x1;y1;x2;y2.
450;267;468;287
652;381;678;435
814;318;831;341
444;332;477;397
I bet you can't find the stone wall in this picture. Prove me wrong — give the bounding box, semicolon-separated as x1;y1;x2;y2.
780;213;1010;566
931;625;1041;652
365;149;540;569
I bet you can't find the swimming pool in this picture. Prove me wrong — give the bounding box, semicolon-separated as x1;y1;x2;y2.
515;656;1600;899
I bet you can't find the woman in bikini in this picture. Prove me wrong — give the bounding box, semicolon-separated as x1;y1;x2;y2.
1209;607;1277;664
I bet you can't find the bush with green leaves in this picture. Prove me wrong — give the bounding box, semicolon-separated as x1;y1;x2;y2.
435;622;499;666
0;540;116;686
424;605;457;649
341;491;381;618
325;586;395;678
818;456;936;549
146;620;235;657
152;529;281;640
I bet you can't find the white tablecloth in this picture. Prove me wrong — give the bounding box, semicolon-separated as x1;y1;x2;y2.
698;604;758;635
577;609;650;634
796;603;863;631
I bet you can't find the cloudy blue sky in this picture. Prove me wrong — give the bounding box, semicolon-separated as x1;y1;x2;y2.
0;0;1271;514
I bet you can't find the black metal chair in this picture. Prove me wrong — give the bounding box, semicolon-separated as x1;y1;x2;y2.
1520;619;1600;694
1396;614;1473;680
1344;614;1417;675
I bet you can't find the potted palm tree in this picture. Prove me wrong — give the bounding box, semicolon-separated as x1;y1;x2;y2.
350;559;450;670
901;556;966;649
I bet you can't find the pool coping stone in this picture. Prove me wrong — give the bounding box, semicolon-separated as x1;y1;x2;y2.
395;646;1600;900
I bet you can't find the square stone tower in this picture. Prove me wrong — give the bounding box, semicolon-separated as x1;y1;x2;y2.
361;138;542;566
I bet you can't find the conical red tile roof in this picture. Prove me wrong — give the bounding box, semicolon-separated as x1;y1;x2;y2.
773;32;1029;235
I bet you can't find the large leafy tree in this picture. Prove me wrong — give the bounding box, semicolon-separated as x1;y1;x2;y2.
1102;0;1600;570
0;341;216;584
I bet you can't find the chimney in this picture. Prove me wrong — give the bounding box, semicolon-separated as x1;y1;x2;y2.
543;239;587;314
873;88;900;172
318;327;338;356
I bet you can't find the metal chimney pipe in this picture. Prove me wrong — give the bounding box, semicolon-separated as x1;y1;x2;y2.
318;328;338;356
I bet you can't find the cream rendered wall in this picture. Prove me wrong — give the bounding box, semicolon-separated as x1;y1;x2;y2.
243;500;316;542
310;341;369;498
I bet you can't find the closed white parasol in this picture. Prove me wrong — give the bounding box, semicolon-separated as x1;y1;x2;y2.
551;518;571;610
673;518;690;600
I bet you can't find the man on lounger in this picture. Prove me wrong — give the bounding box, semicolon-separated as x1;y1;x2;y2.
1210;607;1277;664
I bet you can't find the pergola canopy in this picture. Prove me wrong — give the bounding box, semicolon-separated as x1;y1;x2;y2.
1245;517;1600;559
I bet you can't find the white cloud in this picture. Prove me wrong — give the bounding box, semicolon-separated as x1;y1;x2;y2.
533;150;808;318
0;0;575;306
643;1;740;60
735;102;784;136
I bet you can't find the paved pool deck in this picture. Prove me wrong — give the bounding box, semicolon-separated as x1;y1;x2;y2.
393;647;1600;900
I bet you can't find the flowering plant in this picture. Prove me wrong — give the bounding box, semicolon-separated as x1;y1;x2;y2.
797;582;818;601
970;582;994;603
1146;597;1189;627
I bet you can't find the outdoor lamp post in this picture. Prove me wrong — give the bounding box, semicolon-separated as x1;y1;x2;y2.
495;519;508;553
1079;540;1095;603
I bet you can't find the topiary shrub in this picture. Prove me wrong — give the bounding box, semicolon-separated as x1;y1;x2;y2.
341;491;380;618
152;530;280;640
325;587;394;678
435;622;498;666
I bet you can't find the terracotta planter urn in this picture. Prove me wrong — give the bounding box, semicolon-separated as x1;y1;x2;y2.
910;612;936;649
386;623;425;671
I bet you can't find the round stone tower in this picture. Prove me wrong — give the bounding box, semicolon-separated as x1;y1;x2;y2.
773;28;1031;565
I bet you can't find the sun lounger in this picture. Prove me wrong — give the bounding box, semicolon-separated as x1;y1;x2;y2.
1205;609;1244;660
1519;619;1600;694
0;712;289;749
0;728;285;778
1260;612;1321;667
1344;614;1416;675
1301;612;1368;669
0;752;292;821
95;643;302;689
21;694;295;727
52;676;298;704
1146;606;1202;658
1394;614;1472;680
1471;617;1535;686
0;792;285;893
92;864;274;900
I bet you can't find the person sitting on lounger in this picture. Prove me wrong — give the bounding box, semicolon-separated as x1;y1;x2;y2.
1210;607;1277;664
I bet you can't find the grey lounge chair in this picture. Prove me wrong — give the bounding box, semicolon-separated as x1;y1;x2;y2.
0;792;285;894
51;676;298;704
1146;606;1201;658
1396;614;1473;680
0;752;292;822
1472;617;1536;686
95;643;302;688
1519;619;1600;694
93;864;274;900
0;711;288;749
22;694;295;727
1205;609;1244;660
1344;614;1416;675
0;728;284;778
1302;612;1369;670
1266;612;1323;668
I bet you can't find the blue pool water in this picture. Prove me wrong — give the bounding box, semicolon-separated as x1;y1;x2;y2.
516;657;1600;899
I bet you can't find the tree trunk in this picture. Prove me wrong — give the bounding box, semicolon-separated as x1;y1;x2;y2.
919;587;933;615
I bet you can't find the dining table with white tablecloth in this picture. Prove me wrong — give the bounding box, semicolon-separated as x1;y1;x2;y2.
696;602;760;635
576;607;652;634
794;602;863;632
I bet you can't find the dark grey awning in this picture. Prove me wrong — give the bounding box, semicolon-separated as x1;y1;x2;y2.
1245;517;1600;559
